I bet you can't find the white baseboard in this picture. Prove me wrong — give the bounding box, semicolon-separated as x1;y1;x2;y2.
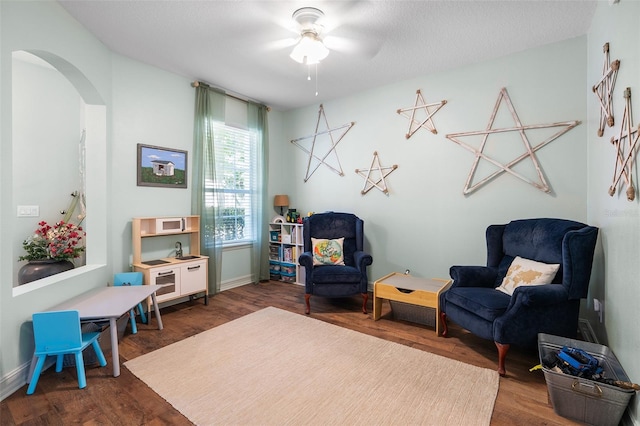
220;275;253;292
0;356;56;402
0;361;31;401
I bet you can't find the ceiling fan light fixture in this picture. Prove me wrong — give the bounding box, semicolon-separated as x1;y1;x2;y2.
289;31;329;65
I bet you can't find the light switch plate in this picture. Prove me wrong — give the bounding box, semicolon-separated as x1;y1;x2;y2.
17;205;39;217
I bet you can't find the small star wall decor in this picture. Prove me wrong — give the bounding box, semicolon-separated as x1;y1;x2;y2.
608;87;638;202
445;88;581;195
355;151;398;195
397;89;447;139
290;104;355;182
592;42;620;137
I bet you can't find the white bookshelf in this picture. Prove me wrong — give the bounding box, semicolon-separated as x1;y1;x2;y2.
268;222;305;285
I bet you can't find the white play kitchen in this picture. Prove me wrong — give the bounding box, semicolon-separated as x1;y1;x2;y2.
131;216;208;307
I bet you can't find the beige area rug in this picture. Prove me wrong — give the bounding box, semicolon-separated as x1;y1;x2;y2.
124;307;499;425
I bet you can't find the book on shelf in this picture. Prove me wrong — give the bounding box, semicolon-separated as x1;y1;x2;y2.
283;246;293;262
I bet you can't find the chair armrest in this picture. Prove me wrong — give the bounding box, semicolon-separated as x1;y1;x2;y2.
495;284;574;347
299;252;313;269
508;284;569;310
449;265;498;288
353;251;373;270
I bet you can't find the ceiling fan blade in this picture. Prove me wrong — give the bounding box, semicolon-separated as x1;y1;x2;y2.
323;35;381;59
265;37;298;51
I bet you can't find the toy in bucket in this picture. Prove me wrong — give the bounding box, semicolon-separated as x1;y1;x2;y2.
542;346;639;390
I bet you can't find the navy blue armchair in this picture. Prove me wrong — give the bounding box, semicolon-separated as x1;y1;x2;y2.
440;218;598;376
299;212;373;314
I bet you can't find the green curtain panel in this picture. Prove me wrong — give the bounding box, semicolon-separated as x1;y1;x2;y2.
193;83;269;292
192;84;225;294
248;102;270;282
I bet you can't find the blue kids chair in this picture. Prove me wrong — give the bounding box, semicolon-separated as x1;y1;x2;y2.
27;310;107;395
113;272;147;334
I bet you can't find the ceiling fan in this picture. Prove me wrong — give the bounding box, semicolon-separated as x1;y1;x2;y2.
271;5;381;65
288;7;330;65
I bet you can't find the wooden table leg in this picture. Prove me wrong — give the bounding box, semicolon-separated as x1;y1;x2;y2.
373;293;382;320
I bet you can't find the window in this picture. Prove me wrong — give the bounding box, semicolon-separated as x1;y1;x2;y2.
205;123;257;245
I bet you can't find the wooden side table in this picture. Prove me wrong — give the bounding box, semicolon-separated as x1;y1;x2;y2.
373;272;452;335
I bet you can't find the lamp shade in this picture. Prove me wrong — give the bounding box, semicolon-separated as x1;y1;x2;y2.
274;194;289;216
289;31;329;65
274;194;289;208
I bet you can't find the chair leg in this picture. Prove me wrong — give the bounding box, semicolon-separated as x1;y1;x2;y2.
129;309;137;334
92;340;108;367
137;303;147;324
26;356;46;395
304;294;311;315
495;342;510;376
55;355;64;372
361;293;368;314
74;352;87;389
440;312;449;337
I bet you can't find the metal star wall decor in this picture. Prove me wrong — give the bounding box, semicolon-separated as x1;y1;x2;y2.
608;87;638;201
355;151;398;195
445;88;581;195
397;89;447;139
290;104;355;182
592;42;620;137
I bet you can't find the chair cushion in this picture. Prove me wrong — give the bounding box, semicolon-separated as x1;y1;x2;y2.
495;256;560;296
445;287;511;322
311;265;361;284
312;237;345;265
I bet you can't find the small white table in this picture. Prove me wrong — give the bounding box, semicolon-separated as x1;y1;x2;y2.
47;285;164;377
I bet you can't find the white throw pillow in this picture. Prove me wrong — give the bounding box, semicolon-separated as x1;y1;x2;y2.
496;256;560;296
311;237;345;266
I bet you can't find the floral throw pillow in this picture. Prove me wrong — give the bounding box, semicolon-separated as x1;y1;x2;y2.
312;237;345;266
496;256;560;296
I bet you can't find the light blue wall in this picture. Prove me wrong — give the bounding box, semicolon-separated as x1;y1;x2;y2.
280;36;589;282
1;0;112;397
587;2;640;424
11;57;83;284
110;54;195;267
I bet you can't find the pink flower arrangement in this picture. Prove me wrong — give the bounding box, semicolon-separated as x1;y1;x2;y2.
19;220;85;262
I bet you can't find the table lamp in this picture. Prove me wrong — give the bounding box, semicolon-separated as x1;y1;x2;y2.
274;194;289;216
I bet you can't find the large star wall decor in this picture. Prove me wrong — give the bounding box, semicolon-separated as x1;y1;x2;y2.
397;89;447;139
355;151;398;195
608;87;638;202
592;43;620;137
290;104;355;182
445;88;581;195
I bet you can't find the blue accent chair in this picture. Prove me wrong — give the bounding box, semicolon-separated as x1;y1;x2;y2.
440;218;599;376
113;272;147;334
27;310;107;395
299;212;373;314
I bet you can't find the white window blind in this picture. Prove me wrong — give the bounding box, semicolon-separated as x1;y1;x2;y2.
206;123;257;244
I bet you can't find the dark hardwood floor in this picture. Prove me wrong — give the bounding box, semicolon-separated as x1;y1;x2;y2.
1;281;579;425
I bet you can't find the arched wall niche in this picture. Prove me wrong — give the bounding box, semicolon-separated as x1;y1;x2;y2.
12;50;108;295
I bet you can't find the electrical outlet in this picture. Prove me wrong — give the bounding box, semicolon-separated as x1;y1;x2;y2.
593;298;603;323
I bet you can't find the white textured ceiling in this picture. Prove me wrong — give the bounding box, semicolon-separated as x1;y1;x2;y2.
58;0;597;111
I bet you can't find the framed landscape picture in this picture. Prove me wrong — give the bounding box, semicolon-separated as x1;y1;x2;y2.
137;143;188;188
